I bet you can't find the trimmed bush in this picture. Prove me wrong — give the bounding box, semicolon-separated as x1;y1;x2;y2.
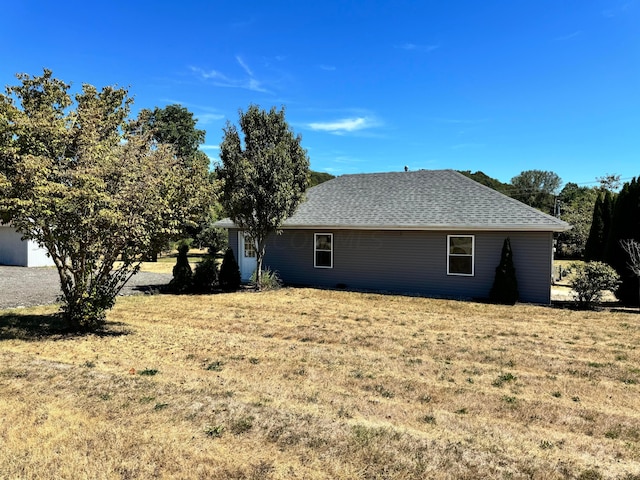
219;248;241;291
169;243;192;293
192;256;218;293
489;238;519;305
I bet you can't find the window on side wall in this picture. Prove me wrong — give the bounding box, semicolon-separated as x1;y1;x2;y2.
314;233;333;268
447;235;474;276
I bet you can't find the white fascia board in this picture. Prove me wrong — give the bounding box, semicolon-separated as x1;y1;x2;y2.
279;224;571;233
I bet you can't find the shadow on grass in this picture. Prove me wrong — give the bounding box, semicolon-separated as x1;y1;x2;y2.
128;284;169;295
0;311;130;341
551;299;640;314
131;283;236;296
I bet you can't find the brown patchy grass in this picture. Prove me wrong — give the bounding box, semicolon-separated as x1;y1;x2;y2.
1;288;639;479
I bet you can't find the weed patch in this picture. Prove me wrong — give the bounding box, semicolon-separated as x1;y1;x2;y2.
492;372;516;387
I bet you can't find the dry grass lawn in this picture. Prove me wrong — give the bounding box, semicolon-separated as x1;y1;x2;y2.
1;288;639;479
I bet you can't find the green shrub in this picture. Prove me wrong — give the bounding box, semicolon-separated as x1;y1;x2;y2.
169;243;192;293
59;279;118;330
192;256;218;293
569;261;620;309
489;238;519;305
219;248;241;291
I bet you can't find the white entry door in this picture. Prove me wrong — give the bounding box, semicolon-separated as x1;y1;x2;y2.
238;231;257;281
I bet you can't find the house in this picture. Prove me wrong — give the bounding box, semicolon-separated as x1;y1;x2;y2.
218;169;571;304
0;223;54;267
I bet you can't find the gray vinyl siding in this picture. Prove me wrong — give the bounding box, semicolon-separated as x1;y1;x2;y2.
229;229;553;304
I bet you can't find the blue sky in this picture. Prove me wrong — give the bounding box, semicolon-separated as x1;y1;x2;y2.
2;1;639;187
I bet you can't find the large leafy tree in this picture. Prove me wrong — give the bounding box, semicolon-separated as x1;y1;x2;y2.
217;104;309;288
136;104;214;258
556;183;598;258
510;169;562;215
458;170;512;196
137;104;205;163
309;170;334;187
0;70;206;329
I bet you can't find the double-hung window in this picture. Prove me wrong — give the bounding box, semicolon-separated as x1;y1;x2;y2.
447;235;474;276
314;233;333;268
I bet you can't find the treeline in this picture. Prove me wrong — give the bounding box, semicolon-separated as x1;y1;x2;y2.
583;178;640;305
459;170;594;258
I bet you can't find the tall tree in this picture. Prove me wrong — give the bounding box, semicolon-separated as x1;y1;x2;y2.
137;104;206;164
619;239;640;308
0;70;206;329
586;190;615;261
510;170;562;215
136;104;214;258
597;173;621;192
605;178;640;305
584;193;605;261
217;105;309;288
556;183;597;258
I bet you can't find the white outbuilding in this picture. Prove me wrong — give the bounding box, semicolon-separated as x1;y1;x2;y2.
0;224;54;267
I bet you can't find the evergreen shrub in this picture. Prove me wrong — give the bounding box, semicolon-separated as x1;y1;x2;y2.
219;248;241;291
169;243;193;293
489;238;519;305
192;256;218;293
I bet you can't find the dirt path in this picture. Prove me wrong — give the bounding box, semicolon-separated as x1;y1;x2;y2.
0;266;172;309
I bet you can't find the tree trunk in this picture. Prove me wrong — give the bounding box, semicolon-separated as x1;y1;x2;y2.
255;239;266;290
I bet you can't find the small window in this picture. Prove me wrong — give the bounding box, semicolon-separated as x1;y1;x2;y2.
314;233;333;268
447;235;474;276
243;235;256;258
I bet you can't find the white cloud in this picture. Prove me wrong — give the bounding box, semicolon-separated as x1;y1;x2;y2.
318;64;337;71
236;55;254;76
190;66;230;81
196;113;225;124
307;117;377;134
200;144;220;151
189;64;271;93
397;43;439;52
158;98;225;125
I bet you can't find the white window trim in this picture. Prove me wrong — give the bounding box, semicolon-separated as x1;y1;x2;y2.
314;233;333;269
447;234;475;276
241;231;257;258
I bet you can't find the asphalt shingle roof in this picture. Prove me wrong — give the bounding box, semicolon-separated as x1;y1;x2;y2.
220;169;571;232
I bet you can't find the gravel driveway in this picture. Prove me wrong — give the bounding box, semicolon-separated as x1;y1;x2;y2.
0;266;172;309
